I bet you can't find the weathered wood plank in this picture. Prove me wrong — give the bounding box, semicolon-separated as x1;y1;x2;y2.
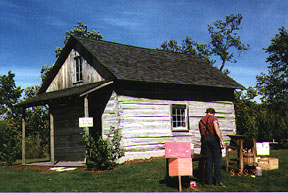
121;103;170;110
124;144;165;152
50;112;55;164
123;136;193;147
123;108;170;117
123;116;171;123
121;122;171;131
21;109;26;165
47;49;104;92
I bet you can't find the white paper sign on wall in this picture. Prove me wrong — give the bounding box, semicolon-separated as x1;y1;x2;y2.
79;117;94;128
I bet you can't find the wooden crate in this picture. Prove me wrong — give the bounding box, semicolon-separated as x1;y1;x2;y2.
257;157;279;170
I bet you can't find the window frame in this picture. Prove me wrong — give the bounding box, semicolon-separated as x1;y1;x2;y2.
74;56;83;84
170;104;189;132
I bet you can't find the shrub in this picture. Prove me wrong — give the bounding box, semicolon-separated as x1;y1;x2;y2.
82;126;124;170
0;121;21;165
26;134;49;159
234;90;288;144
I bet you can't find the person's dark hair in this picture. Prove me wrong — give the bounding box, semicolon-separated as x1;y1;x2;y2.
206;108;216;114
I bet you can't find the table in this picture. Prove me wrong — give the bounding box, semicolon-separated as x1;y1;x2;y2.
226;135;245;171
165;153;208;185
226;135;257;171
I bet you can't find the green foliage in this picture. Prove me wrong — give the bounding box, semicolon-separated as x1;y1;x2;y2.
0;71;22;165
159;36;213;64
256;26;288;106
234;89;288;144
22;86;50;159
0;71;23;118
55;21;103;57
0;120;21;165
82;127;124;170
40;65;53;85
208;13;249;71
246;26;288;144
159;13;249;73
25;135;49;159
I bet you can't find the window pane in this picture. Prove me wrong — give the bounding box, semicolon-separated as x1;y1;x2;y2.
172;104;186;129
75;57;83;82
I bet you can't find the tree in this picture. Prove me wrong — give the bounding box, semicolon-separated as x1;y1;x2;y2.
256;26;288;106
234;88;288;144
0;71;22;164
55;21;103;57
159;37;213;64
208;13;249;72
0;71;23;118
254;27;288;144
159;13;249;73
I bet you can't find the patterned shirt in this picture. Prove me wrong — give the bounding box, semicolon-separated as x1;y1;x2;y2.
199;115;218;136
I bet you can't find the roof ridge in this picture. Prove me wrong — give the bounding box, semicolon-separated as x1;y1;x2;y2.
73;35;206;61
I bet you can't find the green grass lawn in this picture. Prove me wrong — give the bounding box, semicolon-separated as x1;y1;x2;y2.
0;149;287;192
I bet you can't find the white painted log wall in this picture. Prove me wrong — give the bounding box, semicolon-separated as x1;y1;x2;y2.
101;92;236;162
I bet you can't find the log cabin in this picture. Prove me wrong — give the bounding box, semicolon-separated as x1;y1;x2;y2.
17;35;245;164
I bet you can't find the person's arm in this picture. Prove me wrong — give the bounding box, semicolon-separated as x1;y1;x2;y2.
214;122;225;148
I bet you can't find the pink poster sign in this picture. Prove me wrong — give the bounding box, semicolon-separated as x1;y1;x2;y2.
165;142;191;158
168;158;193;176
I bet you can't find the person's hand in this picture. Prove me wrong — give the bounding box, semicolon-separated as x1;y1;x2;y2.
220;140;225;149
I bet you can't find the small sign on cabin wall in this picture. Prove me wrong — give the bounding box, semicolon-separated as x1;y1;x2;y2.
79;117;94;128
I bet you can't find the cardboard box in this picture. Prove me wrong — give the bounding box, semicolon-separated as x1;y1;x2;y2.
258;157;279;170
256;142;270;155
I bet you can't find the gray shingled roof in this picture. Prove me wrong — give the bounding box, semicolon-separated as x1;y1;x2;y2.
18;36;244;107
17;81;108;107
75;36;245;89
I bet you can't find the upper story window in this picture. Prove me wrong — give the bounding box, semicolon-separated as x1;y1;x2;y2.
171;104;189;131
74;56;83;83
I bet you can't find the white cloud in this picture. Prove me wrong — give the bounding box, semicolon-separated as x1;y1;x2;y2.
44;16;67;28
103;17;142;30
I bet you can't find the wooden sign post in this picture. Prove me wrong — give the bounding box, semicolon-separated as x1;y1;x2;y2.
165;142;193;192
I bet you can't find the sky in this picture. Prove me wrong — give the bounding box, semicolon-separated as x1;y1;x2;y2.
1;0;288;91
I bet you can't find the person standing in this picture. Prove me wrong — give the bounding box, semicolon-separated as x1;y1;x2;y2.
199;108;225;186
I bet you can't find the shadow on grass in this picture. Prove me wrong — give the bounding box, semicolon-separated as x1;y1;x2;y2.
159;169;202;190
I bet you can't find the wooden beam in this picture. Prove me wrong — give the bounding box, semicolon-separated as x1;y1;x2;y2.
50;110;55;164
21;108;26;165
84;95;89;133
79;81;113;97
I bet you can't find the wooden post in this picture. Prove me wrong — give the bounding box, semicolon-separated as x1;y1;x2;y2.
253;138;257;164
21;108;26;165
239;139;244;171
178;176;182;192
50;110;55;164
84;95;89;133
